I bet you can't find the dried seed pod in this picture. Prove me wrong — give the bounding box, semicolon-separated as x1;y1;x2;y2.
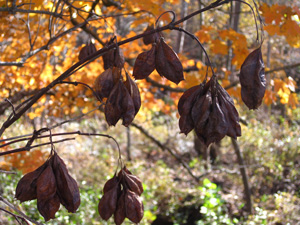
103;174;119;193
125;190;144;224
102;41;125;69
124;72;141;115
192;90;212;134
36;163;60;221
133;45;156;80
98;186;119;220
120;83;136;127
203;97;228;146
178;84;202;116
94;68;121;100
114;46;125;69
178;86;204;135
240;46;266;109
217;84;241;138
78;43;97;61
114;191;126;225
122;173;143;196
105;81;125;126
142;24;157;45
15;161;48;202
52;153;80;213
155;38;184;84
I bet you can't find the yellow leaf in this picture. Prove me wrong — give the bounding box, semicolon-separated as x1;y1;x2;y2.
211;39;228;55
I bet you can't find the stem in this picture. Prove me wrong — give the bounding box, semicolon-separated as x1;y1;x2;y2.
231;138;253;214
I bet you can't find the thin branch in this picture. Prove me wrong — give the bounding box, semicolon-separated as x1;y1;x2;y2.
0;207;29;225
0;138;75;156
266;62;300;74
231;137;253;214
0;196;44;225
146;77;186;93
0;7;67;17
131;122;200;182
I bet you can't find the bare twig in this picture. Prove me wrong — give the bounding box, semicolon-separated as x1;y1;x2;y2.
231;138;253;214
0;196;44;225
131;122;200;182
0;207;29;225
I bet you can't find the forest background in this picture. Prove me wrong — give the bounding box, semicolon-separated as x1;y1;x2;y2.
0;0;300;224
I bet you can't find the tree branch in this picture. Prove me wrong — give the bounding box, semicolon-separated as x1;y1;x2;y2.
131;122;200;182
231;138;253;214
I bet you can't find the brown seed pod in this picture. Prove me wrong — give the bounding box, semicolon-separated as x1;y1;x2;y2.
98;186;119;221
203;97;228;146
124;72;141;115
142;24;157;45
133;45;156;80
192;90;212;135
155;38;184;84
94;68;121;100
36;163;59;221
178;85;205;135
15;161;48;202
78;43;97;61
103;174;119;193
217;84;241;138
114;190;126;225
125;190;144;224
120;83;136;127
105;80;125;126
240;46;266;109
102;41;125;69
52;153;80;213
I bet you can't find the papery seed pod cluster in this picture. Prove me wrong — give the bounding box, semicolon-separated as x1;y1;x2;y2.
94;40;141;127
178;76;241;146
15;152;80;221
240;46;266;109
98;166;144;225
133;26;184;84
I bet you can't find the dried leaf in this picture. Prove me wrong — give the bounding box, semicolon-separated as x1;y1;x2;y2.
240;47;266;109
155;38;184;84
133;45;156;80
52;153;80;213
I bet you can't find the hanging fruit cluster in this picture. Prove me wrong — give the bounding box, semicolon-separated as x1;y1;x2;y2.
98;166;144;225
93;40;141;126
15;152;80;221
178;76;241;146
133;26;184;84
